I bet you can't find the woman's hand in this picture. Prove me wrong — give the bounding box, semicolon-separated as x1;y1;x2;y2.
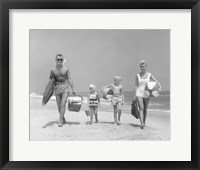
133;96;136;101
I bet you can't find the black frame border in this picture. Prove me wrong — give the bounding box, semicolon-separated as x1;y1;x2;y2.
0;0;199;169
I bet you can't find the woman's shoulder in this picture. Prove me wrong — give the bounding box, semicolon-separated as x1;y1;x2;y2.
148;72;152;77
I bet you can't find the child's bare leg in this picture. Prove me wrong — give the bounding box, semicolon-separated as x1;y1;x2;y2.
113;105;119;125
94;107;98;123
118;103;122;122
89;106;94;124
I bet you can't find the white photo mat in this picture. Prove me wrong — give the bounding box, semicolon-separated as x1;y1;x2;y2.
9;9;191;161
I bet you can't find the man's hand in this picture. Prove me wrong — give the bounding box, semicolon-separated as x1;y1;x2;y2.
72;90;76;94
62;59;66;66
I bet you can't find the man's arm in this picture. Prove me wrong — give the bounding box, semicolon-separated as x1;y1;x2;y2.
67;68;75;92
49;70;54;80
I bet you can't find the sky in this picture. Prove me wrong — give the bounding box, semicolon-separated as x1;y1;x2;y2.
30;29;170;94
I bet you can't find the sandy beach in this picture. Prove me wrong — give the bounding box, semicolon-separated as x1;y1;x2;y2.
30;96;170;141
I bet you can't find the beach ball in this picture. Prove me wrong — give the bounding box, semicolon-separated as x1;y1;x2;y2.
144;81;160;97
100;87;113;100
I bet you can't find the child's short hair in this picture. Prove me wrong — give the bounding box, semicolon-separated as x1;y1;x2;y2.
114;76;122;81
140;59;147;66
89;84;96;90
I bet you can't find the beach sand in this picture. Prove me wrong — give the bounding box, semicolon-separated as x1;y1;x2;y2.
30;98;170;141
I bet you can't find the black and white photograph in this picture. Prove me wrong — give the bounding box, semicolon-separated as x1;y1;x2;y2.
30;29;170;141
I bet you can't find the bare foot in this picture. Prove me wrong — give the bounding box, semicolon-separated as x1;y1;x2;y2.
63;117;67;124
58;119;63;127
58;122;63;127
140;124;145;129
115;121;120;125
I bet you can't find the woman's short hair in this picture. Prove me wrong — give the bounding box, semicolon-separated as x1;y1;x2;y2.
140;59;147;66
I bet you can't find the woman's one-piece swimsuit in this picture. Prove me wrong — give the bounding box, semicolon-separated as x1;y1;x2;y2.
136;73;151;98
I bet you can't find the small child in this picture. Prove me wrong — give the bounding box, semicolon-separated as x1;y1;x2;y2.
87;84;100;124
105;76;124;125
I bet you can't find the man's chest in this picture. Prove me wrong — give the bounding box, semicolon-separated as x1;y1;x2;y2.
54;69;67;77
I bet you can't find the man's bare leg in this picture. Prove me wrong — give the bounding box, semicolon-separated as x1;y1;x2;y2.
56;94;67;126
58;93;68;127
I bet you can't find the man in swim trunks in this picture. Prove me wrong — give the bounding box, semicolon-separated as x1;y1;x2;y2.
49;54;75;127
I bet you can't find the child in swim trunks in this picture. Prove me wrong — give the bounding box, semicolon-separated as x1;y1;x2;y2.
104;76;124;125
87;84;100;124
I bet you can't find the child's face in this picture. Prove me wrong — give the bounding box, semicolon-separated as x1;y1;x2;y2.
89;88;95;93
114;79;121;85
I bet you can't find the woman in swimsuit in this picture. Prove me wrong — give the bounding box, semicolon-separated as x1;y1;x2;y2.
133;60;161;129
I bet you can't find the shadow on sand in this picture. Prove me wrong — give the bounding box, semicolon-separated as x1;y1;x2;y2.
129;123;141;128
85;121;115;125
42;120;80;128
99;121;115;125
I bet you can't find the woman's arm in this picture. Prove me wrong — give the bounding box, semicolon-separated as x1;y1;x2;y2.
150;74;162;91
133;76;138;100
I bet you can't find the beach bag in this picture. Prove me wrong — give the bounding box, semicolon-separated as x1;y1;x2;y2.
131;100;140;119
85;110;93;116
68;93;82;112
42;78;55;106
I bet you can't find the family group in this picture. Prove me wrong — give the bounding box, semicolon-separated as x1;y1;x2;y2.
45;54;161;129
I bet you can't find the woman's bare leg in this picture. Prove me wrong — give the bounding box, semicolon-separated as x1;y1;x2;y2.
137;97;145;129
143;98;150;125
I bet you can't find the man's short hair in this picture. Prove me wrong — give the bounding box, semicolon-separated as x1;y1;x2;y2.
56;54;63;59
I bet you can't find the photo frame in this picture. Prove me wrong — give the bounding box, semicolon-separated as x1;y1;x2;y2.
0;0;199;169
